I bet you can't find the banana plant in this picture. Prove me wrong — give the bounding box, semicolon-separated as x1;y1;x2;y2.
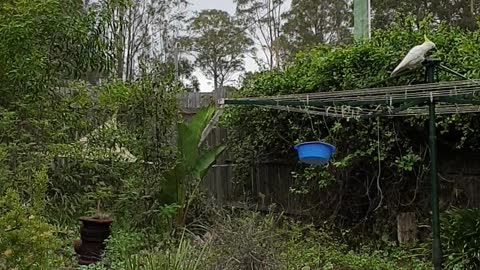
163;104;226;227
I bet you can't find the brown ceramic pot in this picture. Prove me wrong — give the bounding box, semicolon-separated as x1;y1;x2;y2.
74;217;113;265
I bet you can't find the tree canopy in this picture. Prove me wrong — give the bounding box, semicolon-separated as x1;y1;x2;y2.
282;0;351;57
371;0;479;31
186;9;254;90
0;0;110;106
224;17;480;231
235;0;285;69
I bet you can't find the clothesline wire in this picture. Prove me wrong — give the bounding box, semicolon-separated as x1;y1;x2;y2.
255;103;480;119
229;80;480;103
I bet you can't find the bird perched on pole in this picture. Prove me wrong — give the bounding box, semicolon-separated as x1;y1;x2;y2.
390;35;436;77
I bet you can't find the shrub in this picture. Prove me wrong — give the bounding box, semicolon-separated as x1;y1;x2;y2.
280;218;430;270
442;208;480;269
205;209;282;269
79;230;208;270
0;189;64;269
224;15;480;235
72;208;431;270
200;208;430;270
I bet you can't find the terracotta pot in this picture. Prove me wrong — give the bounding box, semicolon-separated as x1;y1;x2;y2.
74;216;113;265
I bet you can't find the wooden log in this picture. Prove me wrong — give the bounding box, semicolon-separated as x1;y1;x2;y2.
397;212;417;245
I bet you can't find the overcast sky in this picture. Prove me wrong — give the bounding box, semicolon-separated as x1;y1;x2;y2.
190;0;236;14
188;0;291;92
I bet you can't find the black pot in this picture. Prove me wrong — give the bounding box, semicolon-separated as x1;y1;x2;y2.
75;216;113;265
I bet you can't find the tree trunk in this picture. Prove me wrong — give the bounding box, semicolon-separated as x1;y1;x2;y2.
464;0;477;30
397;212;417;245
125;7;133;82
213;70;219;91
116;7;126;80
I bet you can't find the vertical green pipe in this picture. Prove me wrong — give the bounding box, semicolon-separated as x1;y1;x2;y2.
354;0;371;40
425;59;442;270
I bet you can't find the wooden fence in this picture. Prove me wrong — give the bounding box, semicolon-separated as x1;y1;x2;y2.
177;89;311;214
177;89;480;216
199;128;315;214
202;161;314;214
177;89;227;109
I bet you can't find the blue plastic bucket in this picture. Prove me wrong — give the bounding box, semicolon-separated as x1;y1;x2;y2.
294;141;336;165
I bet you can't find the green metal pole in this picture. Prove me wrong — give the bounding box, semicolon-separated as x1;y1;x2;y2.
354;0;371;40
425;58;442;270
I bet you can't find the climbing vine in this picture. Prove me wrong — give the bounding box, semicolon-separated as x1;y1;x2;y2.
223;16;480;235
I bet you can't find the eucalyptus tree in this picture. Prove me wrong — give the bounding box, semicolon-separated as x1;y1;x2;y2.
281;0;352;57
371;0;479;30
235;0;286;69
92;0;191;81
186;9;254;90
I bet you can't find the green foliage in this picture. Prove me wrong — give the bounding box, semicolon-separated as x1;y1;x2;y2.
77;209;430;270
0;39;180;266
224;16;480;230
195;209;430;269
163;105;226;226
291;165;335;194
441;208;480;269
0;189;64;269
0;0;111;107
186;9;254;89
47;75;180;228
0;0;181;231
371;0;479;31
234;0;284;69
79;230;208;270
282;0;352;57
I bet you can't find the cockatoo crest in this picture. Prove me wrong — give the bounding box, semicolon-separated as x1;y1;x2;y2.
390;35;436;77
424;34;432;43
423;35;436;50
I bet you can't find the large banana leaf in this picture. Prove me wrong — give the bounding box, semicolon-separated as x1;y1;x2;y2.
177;123;198;170
193;144;226;180
162;104;224;208
187;105;216;142
177;105;216;170
162;163;186;204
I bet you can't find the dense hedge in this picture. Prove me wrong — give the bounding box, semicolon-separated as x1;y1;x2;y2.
223;17;480;233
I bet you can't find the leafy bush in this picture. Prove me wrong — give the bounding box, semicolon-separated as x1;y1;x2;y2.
79;230;208;270
204;209;282;269
199;209;430;270
441;208;480;269
163;105;226;228
224;15;480;233
64;208;430;270
0;189;64;269
281;219;430;270
0;0;110;107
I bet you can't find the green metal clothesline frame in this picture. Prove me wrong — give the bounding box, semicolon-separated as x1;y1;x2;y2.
221;59;480;270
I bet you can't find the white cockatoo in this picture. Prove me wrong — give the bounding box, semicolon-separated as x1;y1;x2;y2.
390;35;436;77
